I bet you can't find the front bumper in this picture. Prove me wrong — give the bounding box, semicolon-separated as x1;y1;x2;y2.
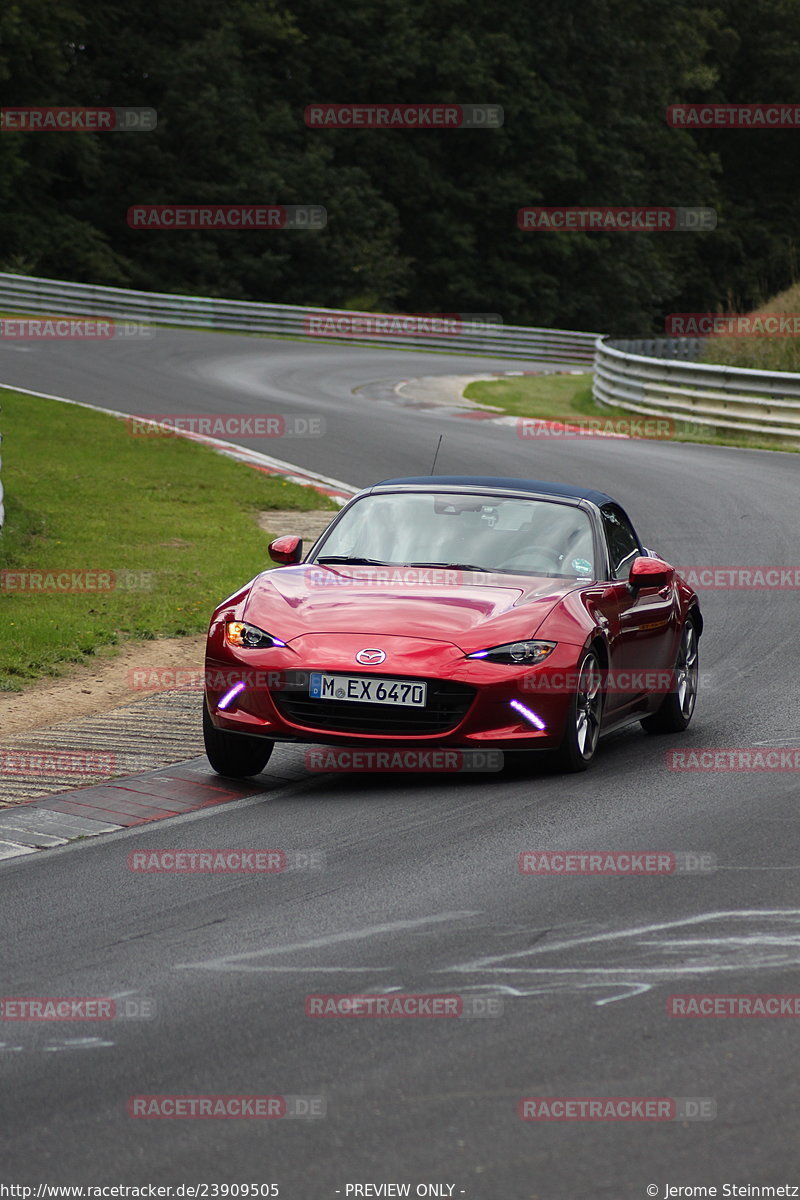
204;630;584;750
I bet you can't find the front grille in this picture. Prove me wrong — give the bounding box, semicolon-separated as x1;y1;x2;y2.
273;672;476;735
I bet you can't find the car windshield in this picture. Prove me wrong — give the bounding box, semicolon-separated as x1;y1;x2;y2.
313;491;596;578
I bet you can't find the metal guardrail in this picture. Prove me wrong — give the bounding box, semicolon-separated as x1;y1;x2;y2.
607;337;705;361
0;272;598;362
593;336;800;440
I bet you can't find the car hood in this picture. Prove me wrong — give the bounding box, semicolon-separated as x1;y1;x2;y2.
241;564;579;649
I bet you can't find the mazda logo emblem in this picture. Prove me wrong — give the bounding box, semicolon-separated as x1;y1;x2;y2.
355;647;386;665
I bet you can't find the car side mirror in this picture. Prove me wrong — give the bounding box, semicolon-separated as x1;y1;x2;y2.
628;555;674;592
268;535;303;565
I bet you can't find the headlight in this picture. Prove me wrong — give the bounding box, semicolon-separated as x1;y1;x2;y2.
467;640;556;665
225;621;286;649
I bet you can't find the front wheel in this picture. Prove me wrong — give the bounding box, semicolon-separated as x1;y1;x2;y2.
640;619;699;734
552;648;604;772
202;701;274;777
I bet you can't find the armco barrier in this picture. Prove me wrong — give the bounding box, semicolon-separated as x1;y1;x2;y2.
0;272;598;362
594;336;800;439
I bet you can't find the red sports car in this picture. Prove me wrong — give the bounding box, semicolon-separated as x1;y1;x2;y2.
203;476;702;775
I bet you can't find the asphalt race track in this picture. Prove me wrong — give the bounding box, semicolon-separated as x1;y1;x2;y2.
2;331;800;1196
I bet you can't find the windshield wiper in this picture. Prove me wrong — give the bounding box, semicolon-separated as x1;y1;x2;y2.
404;561;489;572
315;555;391;566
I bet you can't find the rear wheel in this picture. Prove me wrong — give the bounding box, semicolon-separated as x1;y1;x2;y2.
640;618;699;734
552;648;604;772
202;701;274;777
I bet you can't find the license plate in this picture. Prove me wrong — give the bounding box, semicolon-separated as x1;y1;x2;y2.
309;672;427;707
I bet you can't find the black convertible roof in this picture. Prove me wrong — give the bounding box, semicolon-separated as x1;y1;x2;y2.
373;475;616;507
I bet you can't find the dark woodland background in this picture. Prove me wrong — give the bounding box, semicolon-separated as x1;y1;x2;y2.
2;0;798;333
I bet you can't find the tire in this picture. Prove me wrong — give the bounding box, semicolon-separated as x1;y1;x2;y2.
552;648;604;772
640;618;699;735
202;701;274;777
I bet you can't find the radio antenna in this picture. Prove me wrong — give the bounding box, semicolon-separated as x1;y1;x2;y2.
430;434;444;475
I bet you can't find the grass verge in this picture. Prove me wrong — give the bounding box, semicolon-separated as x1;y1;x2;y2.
0;387;336;690
463;373;800;454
